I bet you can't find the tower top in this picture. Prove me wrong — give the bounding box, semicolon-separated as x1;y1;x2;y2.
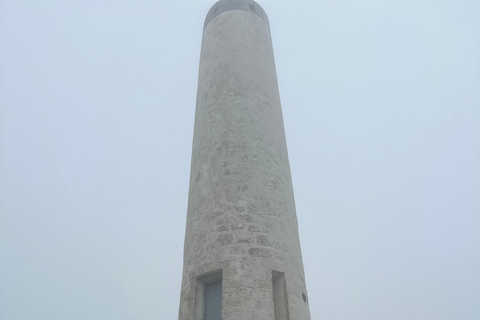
204;0;269;29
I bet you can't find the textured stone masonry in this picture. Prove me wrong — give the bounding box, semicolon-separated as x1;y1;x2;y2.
178;1;311;319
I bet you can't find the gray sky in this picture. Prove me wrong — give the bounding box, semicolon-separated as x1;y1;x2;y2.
1;0;479;319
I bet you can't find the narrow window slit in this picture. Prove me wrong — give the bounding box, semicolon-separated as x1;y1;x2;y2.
205;280;222;320
196;271;222;320
272;271;289;320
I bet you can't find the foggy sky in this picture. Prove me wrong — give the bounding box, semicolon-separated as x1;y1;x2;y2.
1;0;479;319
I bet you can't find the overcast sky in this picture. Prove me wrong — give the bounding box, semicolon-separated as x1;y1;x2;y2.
1;0;479;319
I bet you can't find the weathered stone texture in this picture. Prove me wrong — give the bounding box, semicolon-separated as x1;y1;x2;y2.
179;1;311;319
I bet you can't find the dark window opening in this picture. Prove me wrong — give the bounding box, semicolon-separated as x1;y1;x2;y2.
204;280;222;320
272;271;289;320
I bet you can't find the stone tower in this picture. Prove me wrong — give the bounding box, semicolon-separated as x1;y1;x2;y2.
178;1;311;319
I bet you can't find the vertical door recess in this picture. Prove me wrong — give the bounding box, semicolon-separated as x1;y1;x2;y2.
204;280;222;320
272;271;289;320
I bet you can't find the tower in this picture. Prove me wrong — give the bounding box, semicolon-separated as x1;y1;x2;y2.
179;1;311;319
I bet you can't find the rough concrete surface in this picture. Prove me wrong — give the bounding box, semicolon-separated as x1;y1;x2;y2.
179;2;311;319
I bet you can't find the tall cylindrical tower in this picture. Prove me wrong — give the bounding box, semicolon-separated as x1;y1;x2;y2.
179;1;311;319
